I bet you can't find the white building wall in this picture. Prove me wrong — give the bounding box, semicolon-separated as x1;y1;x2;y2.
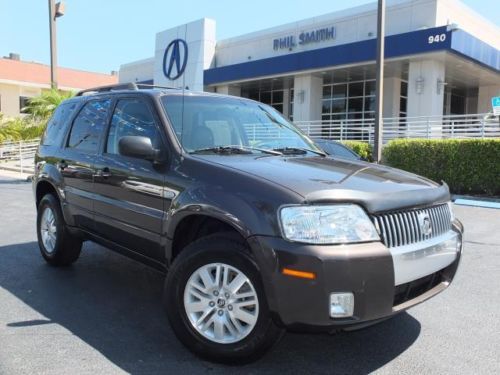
216;85;241;96
154;18;216;92
0;83;42;117
119;58;155;83
478;85;500;114
215;0;440;68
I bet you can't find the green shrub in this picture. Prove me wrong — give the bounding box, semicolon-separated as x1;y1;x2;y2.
341;141;373;161
0;116;46;143
383;139;500;195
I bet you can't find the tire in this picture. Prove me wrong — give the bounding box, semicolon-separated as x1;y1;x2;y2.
164;233;283;364
36;193;82;267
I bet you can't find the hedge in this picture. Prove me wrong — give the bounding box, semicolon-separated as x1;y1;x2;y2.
341;141;373;161
382;139;500;195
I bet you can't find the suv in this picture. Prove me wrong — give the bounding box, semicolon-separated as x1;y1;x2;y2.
33;83;463;363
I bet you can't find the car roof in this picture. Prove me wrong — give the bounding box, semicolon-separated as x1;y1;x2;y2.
72;83;244;102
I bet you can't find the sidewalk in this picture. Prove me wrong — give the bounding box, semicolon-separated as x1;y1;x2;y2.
0;169;32;182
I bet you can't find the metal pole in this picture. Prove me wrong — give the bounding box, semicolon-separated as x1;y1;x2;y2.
374;0;385;163
48;0;58;89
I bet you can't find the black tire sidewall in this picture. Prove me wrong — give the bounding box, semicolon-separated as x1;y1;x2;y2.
165;235;282;363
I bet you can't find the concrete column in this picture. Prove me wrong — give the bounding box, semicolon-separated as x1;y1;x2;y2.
282;88;290;118
216;85;241;96
292;74;322;122
407;59;445;118
382;77;401;118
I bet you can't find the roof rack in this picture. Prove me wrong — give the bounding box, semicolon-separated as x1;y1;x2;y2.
76;82;182;96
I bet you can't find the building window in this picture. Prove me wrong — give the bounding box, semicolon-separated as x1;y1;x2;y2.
322;74;376;139
400;80;408;118
247;87;285;114
19;96;31;114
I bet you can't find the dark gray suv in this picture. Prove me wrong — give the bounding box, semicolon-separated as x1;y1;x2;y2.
33;83;463;363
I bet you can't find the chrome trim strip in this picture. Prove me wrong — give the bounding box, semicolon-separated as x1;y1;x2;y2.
391;231;459;286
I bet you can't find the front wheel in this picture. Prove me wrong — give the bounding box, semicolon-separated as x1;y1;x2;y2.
164;233;283;364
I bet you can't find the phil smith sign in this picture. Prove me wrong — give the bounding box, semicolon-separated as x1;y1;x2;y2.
273;26;336;51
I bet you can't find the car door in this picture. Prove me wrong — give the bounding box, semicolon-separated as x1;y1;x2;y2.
92;96;167;262
60;98;112;231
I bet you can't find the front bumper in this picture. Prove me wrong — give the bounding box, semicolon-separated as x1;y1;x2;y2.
247;220;463;332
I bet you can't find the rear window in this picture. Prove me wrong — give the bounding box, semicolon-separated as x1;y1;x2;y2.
67;99;111;153
41;102;77;146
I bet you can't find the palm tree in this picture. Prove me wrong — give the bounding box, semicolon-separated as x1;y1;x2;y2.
22;89;74;120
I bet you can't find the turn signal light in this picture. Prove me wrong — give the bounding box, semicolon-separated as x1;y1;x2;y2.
282;268;316;280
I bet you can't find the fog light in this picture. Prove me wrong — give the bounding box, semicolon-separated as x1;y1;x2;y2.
330;292;354;318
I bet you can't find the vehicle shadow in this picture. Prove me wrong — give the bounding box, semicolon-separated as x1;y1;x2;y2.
0;241;421;374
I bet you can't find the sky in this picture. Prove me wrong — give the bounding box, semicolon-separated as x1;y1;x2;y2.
1;0;498;74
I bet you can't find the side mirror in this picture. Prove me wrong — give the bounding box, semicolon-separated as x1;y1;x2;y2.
118;136;162;162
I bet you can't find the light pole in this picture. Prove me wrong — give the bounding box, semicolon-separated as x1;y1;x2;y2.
48;0;65;89
373;0;385;163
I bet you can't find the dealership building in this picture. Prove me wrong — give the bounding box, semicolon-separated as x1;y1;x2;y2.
119;0;499;126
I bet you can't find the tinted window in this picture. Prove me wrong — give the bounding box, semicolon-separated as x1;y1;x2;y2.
106;99;160;155
42;102;77;146
67;99;111;152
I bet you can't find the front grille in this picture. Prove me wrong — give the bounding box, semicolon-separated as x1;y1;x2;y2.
372;203;451;248
393;270;443;306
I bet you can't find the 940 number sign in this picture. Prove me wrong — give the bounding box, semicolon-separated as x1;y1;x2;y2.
428;33;447;44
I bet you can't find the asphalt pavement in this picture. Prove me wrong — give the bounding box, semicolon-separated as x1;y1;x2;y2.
0;175;499;374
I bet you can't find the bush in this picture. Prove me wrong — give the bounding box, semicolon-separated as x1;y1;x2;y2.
341;141;373;161
0;116;46;143
383;139;500;195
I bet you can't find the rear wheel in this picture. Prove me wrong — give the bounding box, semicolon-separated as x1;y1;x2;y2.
164;233;283;364
37;194;82;266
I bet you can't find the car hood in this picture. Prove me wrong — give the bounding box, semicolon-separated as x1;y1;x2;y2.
192;154;450;213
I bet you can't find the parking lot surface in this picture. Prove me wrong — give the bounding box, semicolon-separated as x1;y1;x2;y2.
0;176;499;374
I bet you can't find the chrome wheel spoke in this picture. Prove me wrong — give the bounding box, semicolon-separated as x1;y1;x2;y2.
227;273;246;294
233;307;257;326
184;262;259;344
40;207;57;253
213;317;225;340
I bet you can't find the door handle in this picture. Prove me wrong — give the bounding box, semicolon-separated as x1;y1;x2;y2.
58;160;68;170
94;167;112;178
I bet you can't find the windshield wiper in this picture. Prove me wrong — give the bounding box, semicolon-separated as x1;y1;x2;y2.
190;145;282;156
272;147;326;156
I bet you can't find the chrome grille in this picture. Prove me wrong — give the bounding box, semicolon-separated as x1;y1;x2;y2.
372;204;452;248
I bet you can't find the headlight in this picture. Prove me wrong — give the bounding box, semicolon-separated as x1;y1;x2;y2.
447;201;455;222
279;204;380;244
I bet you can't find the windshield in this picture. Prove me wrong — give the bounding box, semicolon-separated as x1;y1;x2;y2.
161;94;322;154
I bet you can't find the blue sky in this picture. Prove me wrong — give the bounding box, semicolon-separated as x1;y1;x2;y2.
1;0;498;74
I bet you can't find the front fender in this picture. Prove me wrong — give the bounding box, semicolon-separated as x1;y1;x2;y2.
165;183;279;240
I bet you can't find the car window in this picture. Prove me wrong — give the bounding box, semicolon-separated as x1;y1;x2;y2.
319;141;359;160
162;95;320;153
67;99;111;152
106;98;160;155
42;102;77;146
204;120;235;146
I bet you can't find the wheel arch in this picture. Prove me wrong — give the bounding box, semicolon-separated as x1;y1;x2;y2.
166;208;253;266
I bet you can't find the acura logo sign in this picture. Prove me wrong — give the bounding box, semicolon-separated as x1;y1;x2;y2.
163;39;188;80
